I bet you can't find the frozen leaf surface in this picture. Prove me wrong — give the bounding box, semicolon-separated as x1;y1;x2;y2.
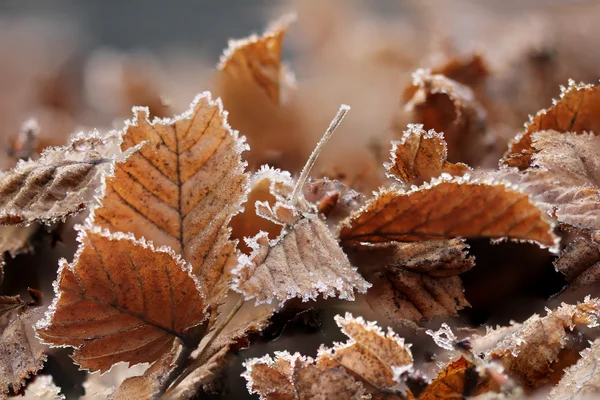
243;314;413;399
91;92;248;305
20;375;64;400
36;227;207;373
385;124;470;186
549;338;600;400
0;307;46;395
339;176;557;249
0;131;120;225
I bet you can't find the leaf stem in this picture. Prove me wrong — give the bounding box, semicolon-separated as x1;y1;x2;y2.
166;297;245;392
291;104;350;209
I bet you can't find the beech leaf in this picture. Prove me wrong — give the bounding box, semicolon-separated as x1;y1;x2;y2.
339;176;558;250
554;233;600;293
90;92;249;305
549;338;600;400
385;124;471;186
0;130;121;225
35;226;208;373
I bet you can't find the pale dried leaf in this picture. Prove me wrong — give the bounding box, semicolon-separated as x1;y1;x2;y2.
488;297;600;389
549;338;600;400
365;239;474;323
502;80;600;170
339;176;558;250
404;69;489;166
91;92;248;305
233;214;371;305
36;226;207;372
0;130;120;225
0;307;46;395
244;314;413;399
19;375;64;400
385;124;470;186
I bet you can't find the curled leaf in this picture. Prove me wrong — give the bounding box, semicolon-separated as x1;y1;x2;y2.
91;92;249;305
339;176;558;250
385;124;470;186
0;131;120;225
36;227;208;373
503;80;600;169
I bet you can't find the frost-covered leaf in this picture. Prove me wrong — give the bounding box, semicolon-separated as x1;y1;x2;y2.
304;178;365;228
0;130;120;225
549;338;600;400
404;69;489;166
0;307;46;395
36;227;208;373
339;176;558;250
364;239;474;323
82;362;148;399
486;297;600;389
497;131;600;232
385;124;470;186
243;314;413;399
554;234;600;293
502;80;600;170
91;92;248;306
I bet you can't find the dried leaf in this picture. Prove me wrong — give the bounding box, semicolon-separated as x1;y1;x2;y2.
364;239;474;323
0;131;120;225
304;178;365;228
0;307;46;395
339;176;557;250
554;234;600;293
244;314;413;399
385;124;471;186
497;131;600;232
233;212;370;305
82;363;148;399
218;14;296;104
404;69;489;166
503;80;600;170
91;92;248;305
549;338;600;400
36;227;207;372
419;357;500;400
487;297;600;389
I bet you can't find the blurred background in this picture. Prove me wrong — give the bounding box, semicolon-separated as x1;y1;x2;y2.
1;0;600;397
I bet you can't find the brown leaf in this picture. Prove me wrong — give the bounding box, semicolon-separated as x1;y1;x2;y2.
91;92;248;305
0;130;120;225
36;227;207;372
486;297;600;389
218;14;295;104
0;295;26;319
243;313;413;399
497;131;600;232
502;80;600;170
385;124;471;186
339;176;558;250
0;307;46;395
549;337;600;400
82;363;148;399
216;15;307;171
554;234;600;294
419;357;500;400
304;178;365;228
364;239;474;323
403;69;490;166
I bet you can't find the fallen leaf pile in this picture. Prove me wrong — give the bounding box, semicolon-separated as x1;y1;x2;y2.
3;1;600;398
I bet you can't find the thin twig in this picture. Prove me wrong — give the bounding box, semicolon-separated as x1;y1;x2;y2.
291;104;350;209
